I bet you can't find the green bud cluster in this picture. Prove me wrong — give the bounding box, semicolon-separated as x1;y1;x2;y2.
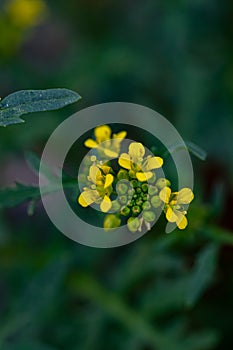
124;176;170;233
103;171;171;233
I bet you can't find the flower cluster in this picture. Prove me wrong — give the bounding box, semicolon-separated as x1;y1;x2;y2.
78;125;194;233
0;0;46;57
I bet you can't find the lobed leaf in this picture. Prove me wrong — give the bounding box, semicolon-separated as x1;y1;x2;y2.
0;88;81;127
0;183;40;208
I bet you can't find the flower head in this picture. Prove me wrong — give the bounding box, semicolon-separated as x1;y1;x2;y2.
159;187;194;229
78;164;114;212
118;142;163;182
6;0;46;28
78;125;195;233
84;125;127;159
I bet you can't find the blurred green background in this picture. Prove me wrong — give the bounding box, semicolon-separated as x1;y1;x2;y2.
0;0;233;349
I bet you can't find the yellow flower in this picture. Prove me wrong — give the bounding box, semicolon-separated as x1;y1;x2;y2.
84;125;127;158
159;187;194;229
78;164;114;212
118;142;163;182
6;0;46;28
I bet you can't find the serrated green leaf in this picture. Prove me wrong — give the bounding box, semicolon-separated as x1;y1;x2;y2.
0;88;81;127
0;183;40;208
0;112;24;126
185;243;219;307
0;178;77;210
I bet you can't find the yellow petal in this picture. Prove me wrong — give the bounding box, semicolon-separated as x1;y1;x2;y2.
94;125;111;142
78;190;98;207
113;131;127;140
159;187;171;203
165;206;178;222
100;195;112;212
6;0;46;27
84;139;98;148
143;156;163;170
89;165;102;183
118;153;131;169
128;142;145;162
176;188;194;204
101;165;111;174
175;211;188;229
136;171;153;182
78;193;89;207
103;148;118;158
104;174;114;188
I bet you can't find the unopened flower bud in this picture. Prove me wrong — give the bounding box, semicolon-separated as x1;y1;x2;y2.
156;178;171;189
132;205;141;216
142;210;156;222
130;179;138;188
148;173;156;183
116;182;128;195
104;214;121;231
90;155;97;162
148;185;158;196
127;200;135;207
151;195;162;208
121;206;131;216
119;195;127;205
129;170;136;178
136;198;143;206
127;217;140;233
111;200;121;213
143;194;149;201
128;188;135;197
117;169;128;180
141;183;148;193
142;201;151;210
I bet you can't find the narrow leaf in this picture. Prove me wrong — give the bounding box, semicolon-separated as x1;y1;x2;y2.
27;200;37;216
186;141;207;161
185;243;219;307
162;141;207;161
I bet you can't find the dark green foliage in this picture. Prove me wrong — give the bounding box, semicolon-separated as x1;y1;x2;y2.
0;0;233;349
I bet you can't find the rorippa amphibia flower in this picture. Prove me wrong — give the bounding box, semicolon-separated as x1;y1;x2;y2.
118;142;163;182
6;0;46;28
84;125;127;159
159;187;194;229
78;164;114;213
